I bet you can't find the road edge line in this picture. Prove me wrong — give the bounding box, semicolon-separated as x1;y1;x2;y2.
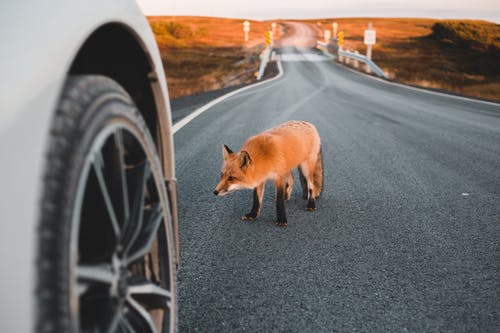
172;60;284;134
332;61;500;107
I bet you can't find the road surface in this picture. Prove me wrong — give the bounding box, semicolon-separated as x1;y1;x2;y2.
173;22;500;332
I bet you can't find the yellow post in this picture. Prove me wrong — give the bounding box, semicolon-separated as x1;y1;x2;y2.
265;31;272;46
337;31;344;47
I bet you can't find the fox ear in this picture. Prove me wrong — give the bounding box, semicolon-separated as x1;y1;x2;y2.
239;151;252;169
222;144;233;161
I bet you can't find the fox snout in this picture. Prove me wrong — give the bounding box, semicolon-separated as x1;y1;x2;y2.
213;188;225;196
214;180;243;197
213;184;230;196
214;190;228;197
213;181;227;196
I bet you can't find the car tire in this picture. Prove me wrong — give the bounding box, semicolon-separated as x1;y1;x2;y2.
36;75;177;333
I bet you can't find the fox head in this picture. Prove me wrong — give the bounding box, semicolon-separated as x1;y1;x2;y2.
213;145;252;196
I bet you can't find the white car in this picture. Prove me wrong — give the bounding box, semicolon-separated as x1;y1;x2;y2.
0;1;179;332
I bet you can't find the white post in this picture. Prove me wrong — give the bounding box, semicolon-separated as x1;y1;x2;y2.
366;45;372;60
324;30;331;43
243;20;250;42
354;51;359;69
332;22;338;36
364;22;376;61
271;22;277;35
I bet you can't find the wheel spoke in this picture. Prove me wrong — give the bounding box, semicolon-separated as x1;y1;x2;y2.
77;263;114;284
76;263;113;297
76;283;90;297
123;160;151;256
93;151;120;238
119;315;135;333
126;295;158;333
129;282;171;310
105;309;121;333
125;202;163;265
114;130;130;222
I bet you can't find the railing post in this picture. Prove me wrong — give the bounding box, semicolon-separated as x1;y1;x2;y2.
345;50;351;65
338;46;344;63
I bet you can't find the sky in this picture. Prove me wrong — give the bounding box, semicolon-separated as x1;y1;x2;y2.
137;0;500;23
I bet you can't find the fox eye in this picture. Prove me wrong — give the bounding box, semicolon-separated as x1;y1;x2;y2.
227;176;235;181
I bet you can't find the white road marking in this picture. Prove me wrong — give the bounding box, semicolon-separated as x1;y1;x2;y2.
334;62;500;107
279;53;331;62
172;61;284;134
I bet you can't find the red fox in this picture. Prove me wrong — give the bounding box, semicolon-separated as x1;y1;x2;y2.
213;121;323;227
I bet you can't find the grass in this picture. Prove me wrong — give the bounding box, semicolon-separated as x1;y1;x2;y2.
310;18;500;101
148;16;500;102
147;16;277;99
431;21;500;51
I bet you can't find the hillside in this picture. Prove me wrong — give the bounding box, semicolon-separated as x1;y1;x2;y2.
147;16;276;99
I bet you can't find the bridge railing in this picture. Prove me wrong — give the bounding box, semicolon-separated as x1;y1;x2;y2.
317;41;388;79
256;46;272;80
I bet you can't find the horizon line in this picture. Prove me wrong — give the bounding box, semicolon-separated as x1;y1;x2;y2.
143;14;500;24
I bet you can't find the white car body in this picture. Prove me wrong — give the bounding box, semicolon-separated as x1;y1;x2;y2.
0;1;176;331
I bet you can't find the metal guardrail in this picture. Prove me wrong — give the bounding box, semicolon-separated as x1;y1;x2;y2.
338;49;388;78
317;41;329;52
317;41;388;79
256;46;272;80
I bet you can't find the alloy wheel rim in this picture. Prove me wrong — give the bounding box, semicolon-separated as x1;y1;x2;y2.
69;122;174;332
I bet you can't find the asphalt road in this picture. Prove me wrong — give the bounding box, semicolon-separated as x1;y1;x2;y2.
173;23;500;332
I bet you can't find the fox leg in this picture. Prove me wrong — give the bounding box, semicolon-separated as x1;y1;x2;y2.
306;188;316;211
298;167;308;199
242;182;264;221
274;177;288;226
299;163;317;211
284;172;294;201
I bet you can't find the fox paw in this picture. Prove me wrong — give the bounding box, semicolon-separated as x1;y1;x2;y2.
275;220;288;227
306;200;316;211
242;214;257;221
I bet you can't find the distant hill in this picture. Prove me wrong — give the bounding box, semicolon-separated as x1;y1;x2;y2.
430;21;500;53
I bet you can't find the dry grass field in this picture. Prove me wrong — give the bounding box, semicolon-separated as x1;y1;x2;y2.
310;18;500;101
148;16;499;102
147;16;277;99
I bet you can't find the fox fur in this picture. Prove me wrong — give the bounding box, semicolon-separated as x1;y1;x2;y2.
213;120;323;226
